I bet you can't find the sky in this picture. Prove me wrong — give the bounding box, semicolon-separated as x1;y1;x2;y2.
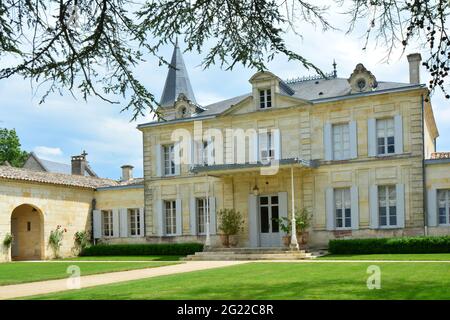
1;3;449;180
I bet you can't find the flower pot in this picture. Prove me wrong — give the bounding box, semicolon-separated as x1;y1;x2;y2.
220;234;230;248
229;235;239;247
282;235;291;247
297;231;309;249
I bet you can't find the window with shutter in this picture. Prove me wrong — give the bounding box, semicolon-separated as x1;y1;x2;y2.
438;190;450;225
334;188;351;229
164;200;177;235
197;198;210;235
128;208;141;237
332;123;350;160
102;210;114;237
378;185;397;227
376;118;395;155
163;144;175;175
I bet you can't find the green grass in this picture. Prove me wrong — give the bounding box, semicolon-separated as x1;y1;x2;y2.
0;261;179;286
59;255;183;261
28;262;450;300
318;253;450;261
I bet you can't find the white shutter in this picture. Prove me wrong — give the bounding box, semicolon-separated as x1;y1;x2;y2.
119;208;128;237
350;120;358;159
248;194;259;247
324;122;333;161
93;209;102;239
325;187;335;230
278;192;288;235
174;142;181;175
155;200;163;236
350;186;359;230
207;137;215;165
369;185;379;229
155;144;162;177
368;118;376;157
176;199;182;235
427;189;438;227
394;115;403;154
273;129;282;160
251;132;259;164
112;209;120;238
190;197;197;235
396;184;405;228
209;197;217;235
139;207;145;236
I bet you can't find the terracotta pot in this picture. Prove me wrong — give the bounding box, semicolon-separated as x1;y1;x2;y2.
229;235;239;247
220;234;230;248
282;235;291;247
297;231;309;249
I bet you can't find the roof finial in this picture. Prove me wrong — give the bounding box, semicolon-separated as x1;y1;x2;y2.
333;59;337;78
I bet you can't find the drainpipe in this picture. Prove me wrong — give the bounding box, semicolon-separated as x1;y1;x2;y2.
421;94;428;236
91;198;97;245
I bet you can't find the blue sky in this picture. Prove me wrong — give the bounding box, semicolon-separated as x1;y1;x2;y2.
1;6;449;179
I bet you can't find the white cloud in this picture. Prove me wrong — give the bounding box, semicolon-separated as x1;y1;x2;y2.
33;146;65;162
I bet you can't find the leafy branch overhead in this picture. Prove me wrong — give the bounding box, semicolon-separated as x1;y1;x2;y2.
0;1;448;120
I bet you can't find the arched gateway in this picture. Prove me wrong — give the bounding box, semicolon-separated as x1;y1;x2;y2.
10;204;44;261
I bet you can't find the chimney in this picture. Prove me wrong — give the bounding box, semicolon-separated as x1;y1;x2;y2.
407;53;422;84
71;151;87;175
121;165;134;181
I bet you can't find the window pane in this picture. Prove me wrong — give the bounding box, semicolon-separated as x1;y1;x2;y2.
271;196;278;204
260;197;268;205
271;206;279;232
379;207;387;226
389;206;397;226
260;206;269;233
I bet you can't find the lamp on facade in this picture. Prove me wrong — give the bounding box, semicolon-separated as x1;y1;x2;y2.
252;185;259;196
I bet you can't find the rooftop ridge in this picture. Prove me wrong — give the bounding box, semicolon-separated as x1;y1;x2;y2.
285;71;336;84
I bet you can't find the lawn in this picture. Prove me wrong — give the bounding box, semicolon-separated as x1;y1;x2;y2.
28;262;450;300
318;253;450;261
0;261;179;286
60;255;183;261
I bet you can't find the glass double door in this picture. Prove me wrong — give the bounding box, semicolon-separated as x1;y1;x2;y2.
259;195;280;247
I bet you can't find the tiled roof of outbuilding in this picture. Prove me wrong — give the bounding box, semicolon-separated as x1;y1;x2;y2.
0;165;118;189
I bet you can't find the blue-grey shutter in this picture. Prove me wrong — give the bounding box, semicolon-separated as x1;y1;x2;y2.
248;194;259;247
119;208;128;237
190;197;197;235
93;209;102;239
278;192;288;235
112;209;120;238
396;184;405;228
274;129;282;160
155;144;162;177
209;197;217;235
324;123;333;161
139;208;145;236
394;115;403;154
174;142;181;175
176;199;182;235
350;121;358;159
350;186;359;230
369;185;379;229
368;118;377;157
427;189;438;227
155;200;163;236
325;187;335;230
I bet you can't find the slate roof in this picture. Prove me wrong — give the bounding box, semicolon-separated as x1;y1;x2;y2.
159;42;197;107
0;165;119;189
25;152;98;177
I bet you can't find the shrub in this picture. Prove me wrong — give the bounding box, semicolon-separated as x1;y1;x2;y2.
80;243;204;256
73;231;90;252
3;233;13;248
218;208;244;236
48;225;67;258
328;236;450;254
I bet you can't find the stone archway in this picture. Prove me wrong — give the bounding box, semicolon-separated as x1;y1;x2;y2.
10;204;44;261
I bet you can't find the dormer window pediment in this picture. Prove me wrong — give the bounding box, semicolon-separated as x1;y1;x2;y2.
348;63;378;93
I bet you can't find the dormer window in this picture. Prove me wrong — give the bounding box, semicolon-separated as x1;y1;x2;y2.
259;89;272;109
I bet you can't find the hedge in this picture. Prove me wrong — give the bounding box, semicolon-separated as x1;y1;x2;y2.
328;236;450;254
80;243;204;256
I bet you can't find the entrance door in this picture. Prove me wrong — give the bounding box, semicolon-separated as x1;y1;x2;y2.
259;195;280;247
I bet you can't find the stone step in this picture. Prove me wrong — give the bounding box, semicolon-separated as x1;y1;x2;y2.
184;251;315;261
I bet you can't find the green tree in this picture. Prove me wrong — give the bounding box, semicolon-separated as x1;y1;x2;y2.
0;128;29;167
0;1;448;119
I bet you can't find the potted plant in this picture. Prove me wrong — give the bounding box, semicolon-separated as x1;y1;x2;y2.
275;217;291;247
218;209;244;247
295;208;312;249
48;225;67;259
3;233;13;261
73;230;89;255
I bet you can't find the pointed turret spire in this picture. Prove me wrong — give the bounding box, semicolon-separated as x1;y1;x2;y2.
159;41;196;107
